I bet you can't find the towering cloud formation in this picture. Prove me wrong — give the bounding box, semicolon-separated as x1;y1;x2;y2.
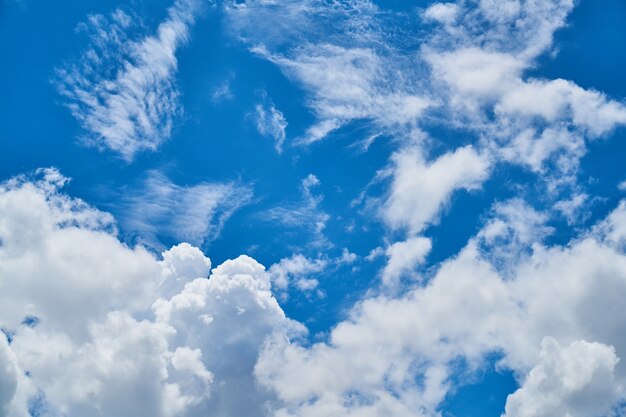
0;170;301;417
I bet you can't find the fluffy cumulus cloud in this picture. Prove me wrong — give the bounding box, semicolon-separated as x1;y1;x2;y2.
268;253;327;293
503;338;621;417
254;198;626;417
382;145;490;235
55;0;201;160
0;334;19;417
381;236;432;287
20;168;626;417
421;0;626;191
0;170;301;417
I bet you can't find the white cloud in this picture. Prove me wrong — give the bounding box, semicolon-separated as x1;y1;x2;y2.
496;78;626;137
228;0;431;144
5;1;626;416
503;338;621;417
55;0;200;161
254;94;288;153
1;167;626;417
0;169;156;332
267;248;358;296
255;199;626;417
159;243;213;298
594;200;626;251
476;199;553;270
553;193;590;225
253;44;432;144
0;334;19;417
383;145;490;235
497;127;586;177
381;236;432;287
268;254;327;292
365;246;385;261
121;171;253;249
423;3;459;25
0;170;302;417
422;5;626;190
231;0;626;208
427;47;525;102
338;248;358;265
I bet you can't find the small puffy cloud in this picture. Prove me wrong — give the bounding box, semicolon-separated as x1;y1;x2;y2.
55;0;200;161
423;3;459;25
338;248;358;265
268;254;327;292
381;236;432;286
268;248;357;295
211;74;235;103
496;78;626;137
383;145;490;235
503;338;621;417
365;246;385;261
553;193;589;225
476;199;553;270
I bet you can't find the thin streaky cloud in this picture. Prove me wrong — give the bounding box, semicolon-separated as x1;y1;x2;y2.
55;0;201;161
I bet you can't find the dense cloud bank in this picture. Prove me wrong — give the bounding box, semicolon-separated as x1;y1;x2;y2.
1;169;626;417
0;170;302;417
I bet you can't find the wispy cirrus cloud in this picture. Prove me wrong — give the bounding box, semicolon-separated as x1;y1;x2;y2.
121;170;253;249
261;174;330;247
229;0;626;197
55;0;201;161
254;92;288;153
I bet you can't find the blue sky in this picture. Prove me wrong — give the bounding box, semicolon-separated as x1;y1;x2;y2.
1;1;626;417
